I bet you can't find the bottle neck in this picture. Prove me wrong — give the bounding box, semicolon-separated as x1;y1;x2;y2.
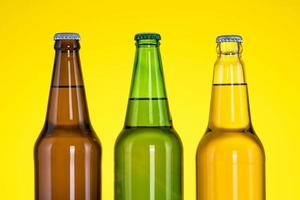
45;40;91;128
208;42;252;131
124;39;172;128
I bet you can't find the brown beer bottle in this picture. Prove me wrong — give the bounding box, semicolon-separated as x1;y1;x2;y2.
34;33;101;200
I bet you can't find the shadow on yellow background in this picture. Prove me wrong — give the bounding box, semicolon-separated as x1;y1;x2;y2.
0;0;299;199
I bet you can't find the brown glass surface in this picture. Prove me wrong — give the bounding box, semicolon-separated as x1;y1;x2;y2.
34;39;101;200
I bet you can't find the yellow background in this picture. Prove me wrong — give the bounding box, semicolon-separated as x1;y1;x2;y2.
0;0;299;199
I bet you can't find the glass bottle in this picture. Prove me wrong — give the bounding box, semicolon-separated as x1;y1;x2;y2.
34;33;101;200
115;33;182;200
196;35;265;200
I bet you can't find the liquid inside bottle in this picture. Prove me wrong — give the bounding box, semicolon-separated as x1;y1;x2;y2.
34;33;101;200
196;35;265;200
115;33;182;200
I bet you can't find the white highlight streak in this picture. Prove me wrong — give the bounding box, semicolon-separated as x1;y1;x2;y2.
232;151;238;200
70;146;75;200
67;50;73;120
150;145;155;200
85;144;91;200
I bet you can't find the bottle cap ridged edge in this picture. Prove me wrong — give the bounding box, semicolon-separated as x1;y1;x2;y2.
134;33;161;41
54;33;80;40
216;35;243;43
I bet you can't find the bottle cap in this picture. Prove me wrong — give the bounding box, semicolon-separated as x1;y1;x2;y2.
216;35;243;43
134;33;161;41
54;33;80;40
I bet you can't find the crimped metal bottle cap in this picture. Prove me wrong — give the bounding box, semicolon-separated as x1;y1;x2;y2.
134;33;161;41
216;35;243;43
54;33;80;40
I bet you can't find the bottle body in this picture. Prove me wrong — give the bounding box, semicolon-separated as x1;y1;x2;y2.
197;129;264;200
34;33;101;200
115;33;182;200
196;36;265;200
35;127;101;200
115;127;182;200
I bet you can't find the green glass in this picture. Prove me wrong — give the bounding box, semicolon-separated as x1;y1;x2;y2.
115;33;183;200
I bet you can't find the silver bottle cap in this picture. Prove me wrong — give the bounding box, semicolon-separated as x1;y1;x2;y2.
216;35;243;43
54;33;80;40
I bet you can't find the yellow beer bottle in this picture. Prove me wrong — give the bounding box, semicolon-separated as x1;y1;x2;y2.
196;35;265;200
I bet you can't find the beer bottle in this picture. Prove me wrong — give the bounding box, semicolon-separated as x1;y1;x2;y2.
196;35;265;200
115;33;182;200
34;33;101;200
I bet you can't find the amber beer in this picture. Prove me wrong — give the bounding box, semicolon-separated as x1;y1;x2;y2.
34;33;101;200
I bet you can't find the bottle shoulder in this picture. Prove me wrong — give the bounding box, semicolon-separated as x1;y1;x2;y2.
197;130;265;162
115;127;182;148
35;125;101;150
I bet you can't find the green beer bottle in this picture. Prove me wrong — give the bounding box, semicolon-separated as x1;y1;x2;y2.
115;33;182;200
